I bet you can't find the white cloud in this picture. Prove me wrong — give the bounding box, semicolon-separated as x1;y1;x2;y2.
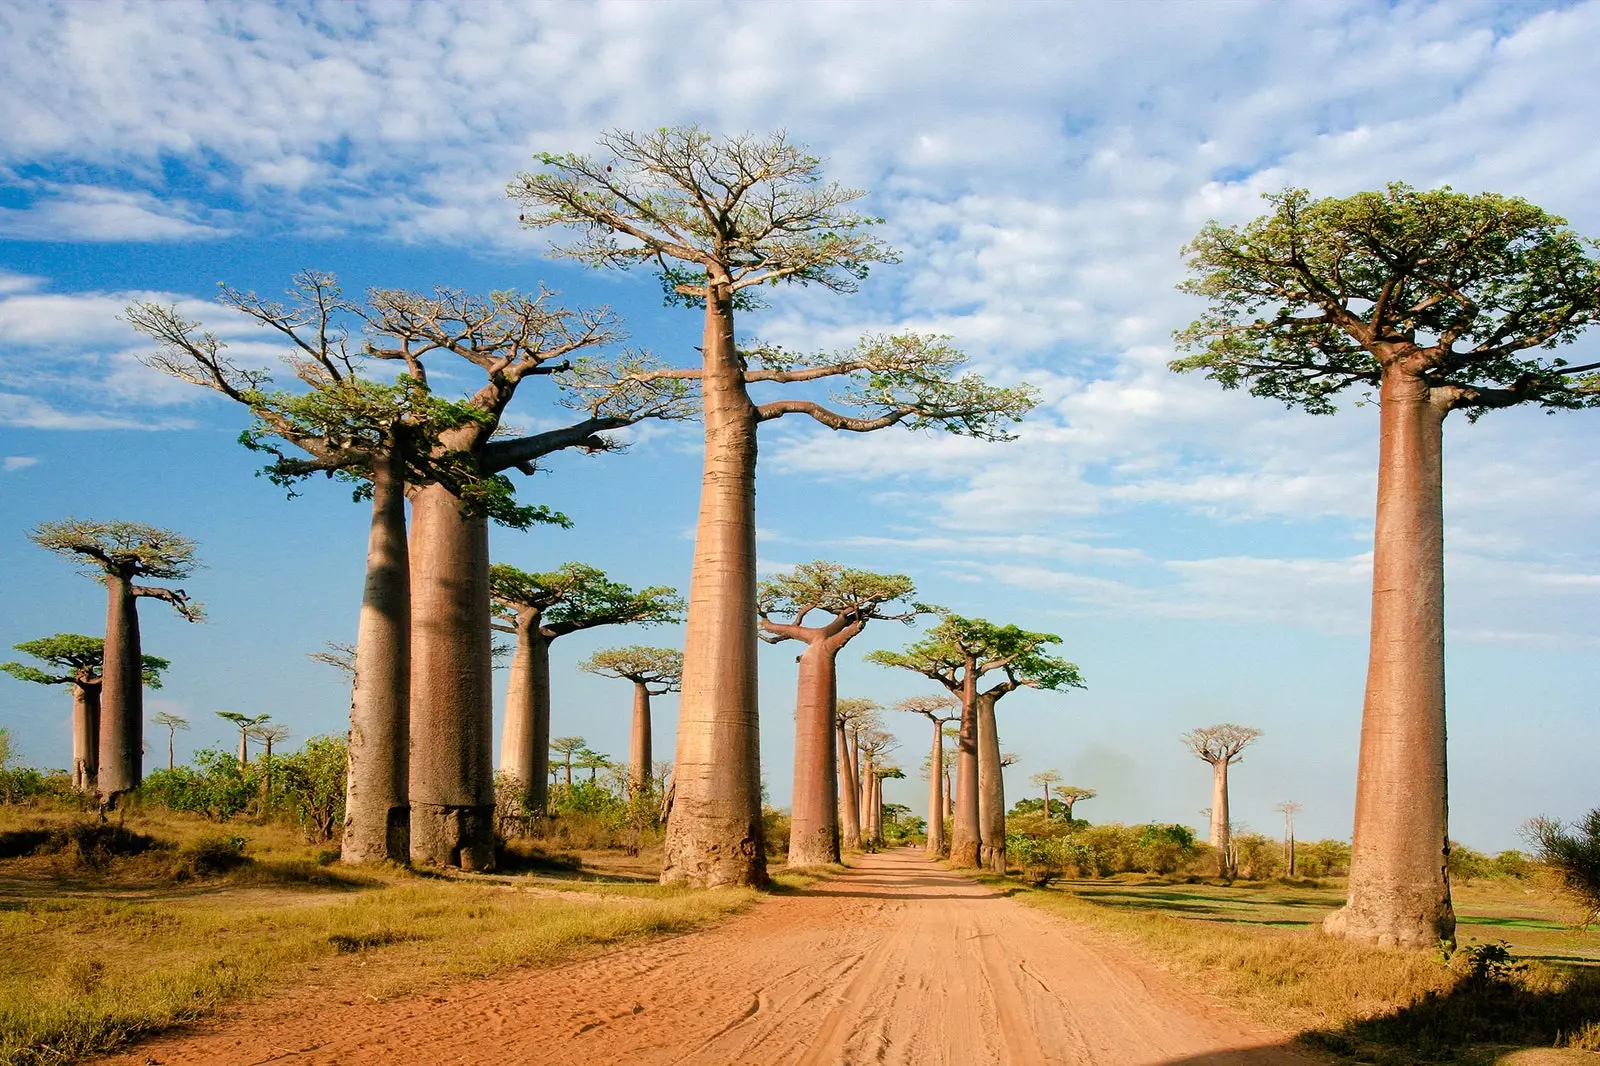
2;455;39;471
0;185;230;242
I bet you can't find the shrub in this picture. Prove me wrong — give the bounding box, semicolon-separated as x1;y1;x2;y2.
167;834;249;881
1232;832;1281;880
1527;809;1600;928
274;735;346;842
1447;841;1496;884
1297;838;1352;878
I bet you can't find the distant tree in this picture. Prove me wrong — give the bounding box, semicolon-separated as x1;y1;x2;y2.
550;736;586;788
1181;724;1262;878
250;723;292;801
896;694;960;857
574;748;612;783
835;698;881;850
868;766;906;847
1276;800;1304;877
515;127;1037;887
150;710;189;773
869;613;1083;871
217;711;271;769
1057;785;1097;823
3;634;167;790
855;727;898;847
1173;184;1600;947
1527;810;1600;930
759;562;925;865
30;520;201;804
491;564;681;813
1030;770;1063;822
579;646;682;797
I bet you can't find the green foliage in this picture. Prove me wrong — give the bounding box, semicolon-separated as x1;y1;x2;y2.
1295;838;1353;878
1173;184;1600;417
1232;832;1281;880
757;560;923;630
274;736;347;843
491;562;682;636
578;645;682;690
513;127;898;300
1528;808;1600;928
2;634;170;690
29;519;199;581
867;611;1085;696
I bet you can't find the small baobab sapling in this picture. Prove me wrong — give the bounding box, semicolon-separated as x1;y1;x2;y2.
869;614;1083;871
896;694;961;857
1181;723;1261;878
2;635;168;791
29;521;201;804
492;564;681;814
515;127;1037;887
579;646;682;798
758;562;924;865
1173;184;1600;946
250;722;291;803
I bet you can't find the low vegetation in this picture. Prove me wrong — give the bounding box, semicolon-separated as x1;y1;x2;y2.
997;864;1600;1062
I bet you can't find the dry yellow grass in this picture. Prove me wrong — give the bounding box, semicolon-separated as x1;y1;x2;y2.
0;808;761;1066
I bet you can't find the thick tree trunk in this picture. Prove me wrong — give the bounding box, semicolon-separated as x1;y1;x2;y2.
72;683;99;792
237;730;248;768
977;692;1007;873
788;639;841;866
1042;782;1051;821
97;573;141;803
341;454;411;864
662;290;766;888
925;720;945;857
408;482;495;870
950;661;982;868
1211;760;1231;877
629;682;652;797
869;775;884;846
944;769;953;821
498;617;551;814
1325;370;1455;948
837;718;862;851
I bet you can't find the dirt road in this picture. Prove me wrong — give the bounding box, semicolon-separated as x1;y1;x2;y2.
105;849;1320;1065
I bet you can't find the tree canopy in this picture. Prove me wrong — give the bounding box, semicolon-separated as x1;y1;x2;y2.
2;634;168;688
757;560;925;644
578;646;683;692
489;563;683;638
866;612;1085;697
1181;723;1262;766
30;520;204;621
1172;184;1600;416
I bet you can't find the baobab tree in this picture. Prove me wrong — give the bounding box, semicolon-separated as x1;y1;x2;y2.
575;749;612;783
1174;185;1600;946
1276;800;1304;877
896;694;960;857
579;646;683;797
251;723;291;802
1057;785;1097;824
550;736;586;788
2;635;168;790
514;127;1037;887
758;562;923;865
835;697;878;851
869;614;1083;870
217;711;272;767
854;720;898;845
151;711;188;773
1030;770;1063;821
29;520;201;804
1181;724;1261;878
492;563;681;814
868;766;905;847
133;276;691;870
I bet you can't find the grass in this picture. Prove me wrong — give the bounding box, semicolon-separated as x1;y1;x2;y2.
0;807;764;1066
997;872;1600;1064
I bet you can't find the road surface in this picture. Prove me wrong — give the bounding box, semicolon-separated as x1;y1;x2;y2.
103;849;1321;1065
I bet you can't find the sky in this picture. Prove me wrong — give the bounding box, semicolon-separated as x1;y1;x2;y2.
1;0;1597;851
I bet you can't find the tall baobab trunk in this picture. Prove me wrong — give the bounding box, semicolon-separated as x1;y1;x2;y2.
788;639;842;865
1325;370;1455;948
499;617;552;814
837;718;862;851
976;692;1007;873
72;684;100;792
868;775;884;846
1210;759;1232;877
409;482;495;870
859;748;876;842
950;661;981;868
341;452;411;864
944;767;953;821
925;719;945;857
629;681;652;797
662;286;766;887
97;574;142;803
1041;780;1051;821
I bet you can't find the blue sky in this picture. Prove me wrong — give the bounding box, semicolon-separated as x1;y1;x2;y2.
2;0;1597;850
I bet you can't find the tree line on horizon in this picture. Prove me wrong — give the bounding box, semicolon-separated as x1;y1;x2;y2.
4;126;1600;954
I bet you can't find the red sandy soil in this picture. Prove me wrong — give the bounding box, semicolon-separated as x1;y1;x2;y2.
100;849;1323;1065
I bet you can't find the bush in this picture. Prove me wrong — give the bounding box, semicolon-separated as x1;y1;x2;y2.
167;834;249;880
1448;841;1496;884
1528;809;1600;928
1296;838;1352;878
274;735;346;842
0;821;161;865
1232;832;1281;880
